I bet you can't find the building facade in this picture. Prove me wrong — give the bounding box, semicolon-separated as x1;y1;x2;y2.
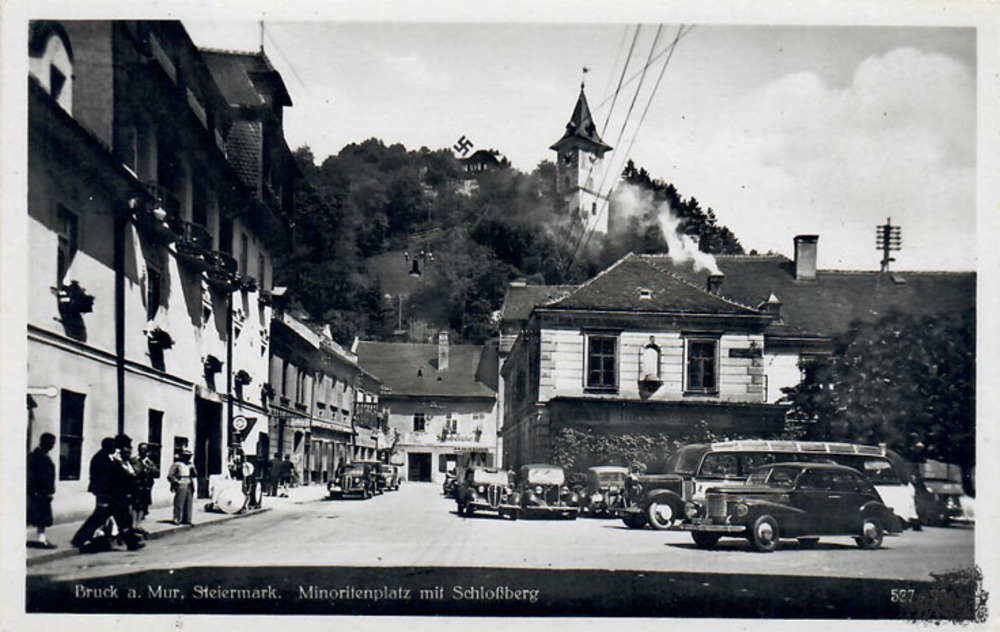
267;307;389;485
26;21;296;521
499;238;976;471
355;333;499;483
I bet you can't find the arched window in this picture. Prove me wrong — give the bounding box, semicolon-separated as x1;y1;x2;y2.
640;339;661;383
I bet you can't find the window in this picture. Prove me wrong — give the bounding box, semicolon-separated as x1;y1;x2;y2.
56;206;78;284
192;171;207;228
258;254;266;287
413;412;426;432
146;266;162;320
686;338;719;393
586;334;618;390
58;389;85;481
444;413;457;434
219;218;234;255
50;65;66;101
147;409;163;475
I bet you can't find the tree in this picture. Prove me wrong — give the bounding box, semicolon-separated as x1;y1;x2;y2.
781;310;976;479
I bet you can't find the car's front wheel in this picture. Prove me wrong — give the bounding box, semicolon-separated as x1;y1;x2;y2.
691;531;721;549
749;515;779;553
856;517;884;550
646;500;679;530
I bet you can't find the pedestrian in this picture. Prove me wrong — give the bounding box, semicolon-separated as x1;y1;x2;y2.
130;443;160;535
167;449;197;525
267;455;282;496
70;435;144;551
26;432;57;549
279;454;293;497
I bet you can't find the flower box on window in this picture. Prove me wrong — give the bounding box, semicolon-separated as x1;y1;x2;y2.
234;369;253;387
54;281;95;314
203;354;223;375
145;326;173;349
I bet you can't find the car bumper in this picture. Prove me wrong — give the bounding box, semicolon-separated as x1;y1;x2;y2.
521;505;579;516
682;522;746;534
469;501;520;512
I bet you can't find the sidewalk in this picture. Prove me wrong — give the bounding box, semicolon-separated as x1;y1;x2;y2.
26;484;329;567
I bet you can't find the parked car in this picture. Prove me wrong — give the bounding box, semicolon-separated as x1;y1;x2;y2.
683;462;902;552
614;440;918;531
456;467;520;519
377;464;401;491
328;463;376;500
915;460;972;527
516;464;580;519
353;460;385;494
581;466;629;517
443;469;458;497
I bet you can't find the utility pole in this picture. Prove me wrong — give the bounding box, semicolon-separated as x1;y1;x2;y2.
876;217;902;273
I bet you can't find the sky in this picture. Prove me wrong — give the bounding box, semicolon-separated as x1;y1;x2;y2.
183;21;977;272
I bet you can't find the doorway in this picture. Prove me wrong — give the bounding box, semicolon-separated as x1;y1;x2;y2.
194;398;223;498
408;452;432;482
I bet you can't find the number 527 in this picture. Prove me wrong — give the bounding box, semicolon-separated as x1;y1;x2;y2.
891;588;915;603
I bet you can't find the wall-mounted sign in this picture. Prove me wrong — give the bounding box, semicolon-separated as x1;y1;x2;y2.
729;347;763;359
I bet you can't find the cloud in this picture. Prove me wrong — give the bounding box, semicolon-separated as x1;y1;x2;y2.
642;47;975;270
379;51;452;91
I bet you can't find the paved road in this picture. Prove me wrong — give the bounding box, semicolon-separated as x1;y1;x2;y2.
28;482;974;583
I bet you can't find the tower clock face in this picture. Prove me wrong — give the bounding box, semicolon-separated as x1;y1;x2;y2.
562;151;576;166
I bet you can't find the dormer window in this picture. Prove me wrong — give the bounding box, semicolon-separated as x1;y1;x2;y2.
29;22;74;113
637;287;653;300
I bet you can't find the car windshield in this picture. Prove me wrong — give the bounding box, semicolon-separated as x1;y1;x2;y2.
748;466;798;488
471;470;509;486
667;446;705;474
698;453;742;479
524;467;565;485
594;471;626;485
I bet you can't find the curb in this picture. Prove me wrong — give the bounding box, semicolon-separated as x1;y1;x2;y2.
27;507;272;568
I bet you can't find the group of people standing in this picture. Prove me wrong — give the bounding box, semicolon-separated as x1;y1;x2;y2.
26;432;198;552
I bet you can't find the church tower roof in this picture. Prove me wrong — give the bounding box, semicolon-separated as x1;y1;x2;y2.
550;86;613;154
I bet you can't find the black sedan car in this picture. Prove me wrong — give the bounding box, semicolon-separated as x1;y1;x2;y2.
516;464;580;519
456;467;520;519
328;463;376;500
683;462;902;552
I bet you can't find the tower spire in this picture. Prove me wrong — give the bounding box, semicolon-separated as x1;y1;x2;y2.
581;66;590;90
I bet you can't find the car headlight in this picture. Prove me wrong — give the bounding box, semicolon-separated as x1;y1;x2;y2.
535;486;543;495
732;502;748;518
477;485;485;494
685;502;699;519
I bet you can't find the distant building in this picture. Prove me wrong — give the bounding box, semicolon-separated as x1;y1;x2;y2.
459;149;508;175
355;333;499;483
551;85;613;238
267;306;388;485
499;236;975;470
26;21;296;520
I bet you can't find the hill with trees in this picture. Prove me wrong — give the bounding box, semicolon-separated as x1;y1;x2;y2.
274;140;748;345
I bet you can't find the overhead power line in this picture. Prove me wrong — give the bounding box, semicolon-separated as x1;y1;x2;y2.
564;24;694;274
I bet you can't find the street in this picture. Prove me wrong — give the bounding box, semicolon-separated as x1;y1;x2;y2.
26;482;977;618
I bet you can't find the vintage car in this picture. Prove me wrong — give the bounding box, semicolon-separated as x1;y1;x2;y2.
682;462;902;552
581;466;630;517
516;464;580;519
328;462;376;500
915;460;973;527
614;440;917;531
353;460;385;494
455;467;520;519
378;464;401;491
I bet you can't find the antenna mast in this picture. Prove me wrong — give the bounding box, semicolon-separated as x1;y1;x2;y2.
876;217;902;273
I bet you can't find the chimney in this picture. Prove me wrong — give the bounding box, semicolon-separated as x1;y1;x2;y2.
706;273;725;295
437;330;449;371
794;235;818;281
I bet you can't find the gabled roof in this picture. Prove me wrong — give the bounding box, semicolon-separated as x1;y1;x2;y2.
500;284;577;325
549;87;612;154
545;253;762;315
640;254;976;338
355;341;497;399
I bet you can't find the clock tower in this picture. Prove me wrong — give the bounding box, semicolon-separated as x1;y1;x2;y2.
550;84;613;237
